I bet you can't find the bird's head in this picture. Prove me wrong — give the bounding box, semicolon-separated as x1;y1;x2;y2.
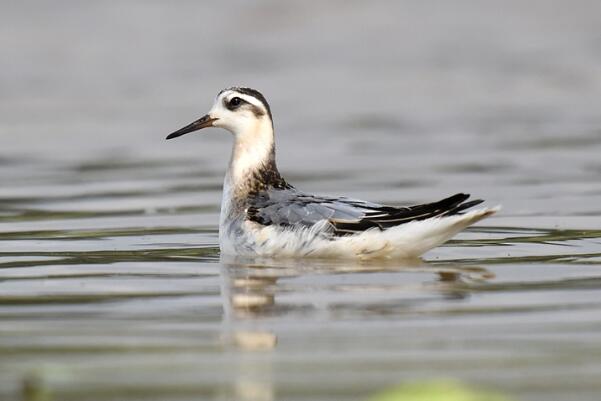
166;87;273;140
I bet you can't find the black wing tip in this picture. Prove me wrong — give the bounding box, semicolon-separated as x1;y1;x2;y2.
444;198;485;216
351;192;487;231
441;194;487;210
447;193;471;202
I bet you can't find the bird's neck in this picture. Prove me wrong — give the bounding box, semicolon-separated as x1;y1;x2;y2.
225;119;288;196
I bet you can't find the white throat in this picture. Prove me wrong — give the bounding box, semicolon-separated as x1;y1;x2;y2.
226;117;275;187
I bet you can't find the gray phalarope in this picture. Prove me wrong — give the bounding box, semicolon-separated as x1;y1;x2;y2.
166;87;498;259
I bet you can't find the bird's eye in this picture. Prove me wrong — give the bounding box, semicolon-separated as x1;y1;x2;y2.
229;97;242;107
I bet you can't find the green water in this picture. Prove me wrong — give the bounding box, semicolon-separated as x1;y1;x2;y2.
3;155;601;401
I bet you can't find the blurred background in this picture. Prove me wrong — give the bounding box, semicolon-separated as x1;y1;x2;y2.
4;1;601;195
2;1;601;401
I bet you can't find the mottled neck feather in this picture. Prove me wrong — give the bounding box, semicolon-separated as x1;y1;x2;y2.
248;147;291;192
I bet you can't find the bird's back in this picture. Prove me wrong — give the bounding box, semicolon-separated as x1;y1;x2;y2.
217;188;498;259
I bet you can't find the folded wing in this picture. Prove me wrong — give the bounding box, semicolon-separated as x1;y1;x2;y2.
247;189;483;236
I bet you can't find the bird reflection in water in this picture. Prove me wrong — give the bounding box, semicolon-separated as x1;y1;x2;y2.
217;255;494;401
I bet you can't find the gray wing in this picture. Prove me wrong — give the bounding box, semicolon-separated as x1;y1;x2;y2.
247;189;483;236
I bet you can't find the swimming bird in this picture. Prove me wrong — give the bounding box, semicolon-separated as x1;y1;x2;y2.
166;87;497;259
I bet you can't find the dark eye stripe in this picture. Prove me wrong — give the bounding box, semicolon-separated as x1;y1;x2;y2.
223;95;266;118
220;87;273;120
225;96;244;110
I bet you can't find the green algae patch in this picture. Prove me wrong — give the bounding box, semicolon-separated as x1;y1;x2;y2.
368;380;514;401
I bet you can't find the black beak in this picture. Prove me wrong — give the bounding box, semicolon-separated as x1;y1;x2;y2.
166;114;218;140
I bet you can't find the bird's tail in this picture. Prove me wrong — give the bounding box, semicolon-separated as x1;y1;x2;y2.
379;206;500;259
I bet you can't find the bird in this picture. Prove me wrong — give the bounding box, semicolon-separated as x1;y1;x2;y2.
166;87;498;260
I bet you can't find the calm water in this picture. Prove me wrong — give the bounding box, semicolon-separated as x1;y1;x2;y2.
2;2;601;401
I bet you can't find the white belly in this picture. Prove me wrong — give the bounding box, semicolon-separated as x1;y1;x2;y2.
218;207;497;260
